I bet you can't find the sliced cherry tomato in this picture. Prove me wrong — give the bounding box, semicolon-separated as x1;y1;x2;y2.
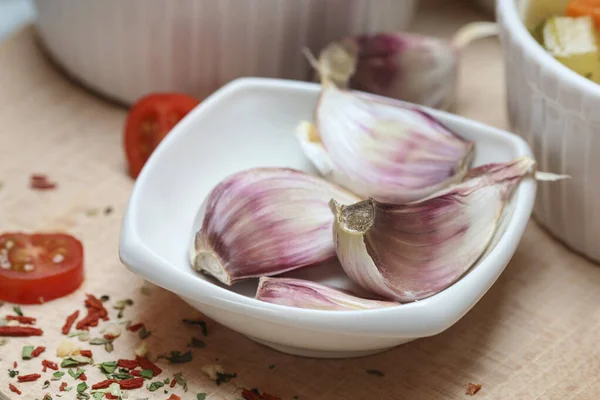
124;93;200;179
0;233;84;304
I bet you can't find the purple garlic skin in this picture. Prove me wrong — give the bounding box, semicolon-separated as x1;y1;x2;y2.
256;277;398;311
349;32;458;110
191;168;359;285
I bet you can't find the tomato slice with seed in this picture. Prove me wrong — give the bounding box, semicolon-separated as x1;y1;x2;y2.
124;93;200;179
0;233;84;304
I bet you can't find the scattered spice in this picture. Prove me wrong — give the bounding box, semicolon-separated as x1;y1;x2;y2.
215;372;237;386
6;315;36;324
60;356;91;368
79;350;93;358
22;345;34;359
77;381;88;394
13;306;23;316
89;338;108;345
161;351;192;364
167;395;181;400
169;378;176;388
197;394;207;400
173;372;188;392
138;326;151;339
136;356;162;376
59;382;68;391
42;380;50;389
17;373;42;382
91;379;117;390
51;371;65;380
140;369;154;380
32;346;46;357
99;295;110;302
42;360;59;371
99;361;118;374
68;368;85;379
0;326;43;336
80;373;87;381
129;370;140;376
147;381;165;392
117;359;139;369
42;393;52;400
13;361;17;368
188;337;205;348
9;383;21;395
30;174;57;190
119;377;144;390
127;323;144;332
105;394;118;400
366;369;385;377
62;310;80;335
466;383;482;396
8;369;18;378
104;206;113;216
104;342;114;353
76;295;109;331
183;319;208;336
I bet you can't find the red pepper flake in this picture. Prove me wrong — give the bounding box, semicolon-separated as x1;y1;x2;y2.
30;174;57;190
466;383;482;396
59;382;68;391
127;322;145;332
117;359;139;369
105;394;118;400
79;349;93;357
41;360;58;371
6;315;36;324
17;373;41;383
168;395;181;400
129;370;140;376
91;379;118;390
0;326;44;337
31;346;46;357
135;356;162;377
9;383;21;395
169;378;177;388
13;361;17;368
119;377;144;389
79;373;87;381
76;294;109;330
103;334;118;340
62;310;80;335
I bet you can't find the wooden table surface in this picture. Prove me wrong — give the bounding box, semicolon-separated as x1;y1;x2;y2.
1;1;600;399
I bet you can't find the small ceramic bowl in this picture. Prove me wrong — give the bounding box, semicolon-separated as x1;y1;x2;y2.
119;78;535;358
498;0;600;262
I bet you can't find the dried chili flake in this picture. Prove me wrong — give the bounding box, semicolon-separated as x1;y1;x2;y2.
32;346;46;357
117;359;138;369
127;323;144;332
59;381;68;391
119;377;144;389
79;349;92;357
91;379;117;390
105;394;118;400
62;310;80;335
466;383;482;396
0;326;43;336
30;174;57;190
42;360;58;371
17;373;41;382
242;389;260;400
13;360;18;368
6;315;36;324
136;356;162;376
103;334;118;340
79;373;87;381
169;378;177;388
168;395;181;400
9;383;21;395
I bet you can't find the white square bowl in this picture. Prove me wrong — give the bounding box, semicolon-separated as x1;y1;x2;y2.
119;78;536;358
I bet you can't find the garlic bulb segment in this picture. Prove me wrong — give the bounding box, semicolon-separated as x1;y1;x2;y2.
310;21;499;109
191;168;360;285
305;85;474;204
330;157;541;302
255;277;398;311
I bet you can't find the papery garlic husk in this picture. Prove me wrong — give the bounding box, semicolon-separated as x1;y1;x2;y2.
296;85;475;203
329;157;559;302
255;277;398;311
308;21;499;110
190;168;360;285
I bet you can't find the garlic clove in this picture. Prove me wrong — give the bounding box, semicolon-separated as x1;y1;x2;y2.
298;84;475;204
308;21;499;110
329;157;553;302
191;168;360;285
255;277;398;311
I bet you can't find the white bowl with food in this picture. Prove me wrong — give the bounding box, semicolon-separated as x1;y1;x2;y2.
33;0;416;106
119;77;537;358
498;0;600;261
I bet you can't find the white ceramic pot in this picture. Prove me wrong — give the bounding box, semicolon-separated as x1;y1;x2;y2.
498;0;600;262
33;0;416;105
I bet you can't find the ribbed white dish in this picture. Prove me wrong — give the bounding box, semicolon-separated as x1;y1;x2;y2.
33;0;416;105
498;0;600;262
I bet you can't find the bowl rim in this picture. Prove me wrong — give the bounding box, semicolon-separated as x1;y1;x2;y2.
119;77;535;338
497;0;600;98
